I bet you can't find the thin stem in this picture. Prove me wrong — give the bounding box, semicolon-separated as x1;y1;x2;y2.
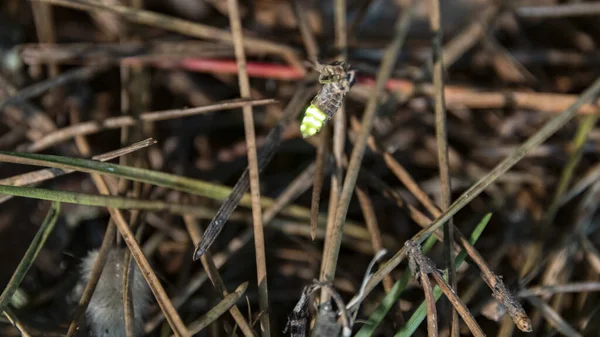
66;221;116;337
429;0;457;335
183;215;256;337
320;0;414;287
363;74;600;331
0;138;156;204
34;0;301;67
26;98;275;152
320;0;348;302
227;1;270;335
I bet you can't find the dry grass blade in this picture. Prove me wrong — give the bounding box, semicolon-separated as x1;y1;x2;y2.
355;187;394;291
122;218;145;337
262;161;318;224
3;308;34;337
94;176;191;337
311;129;330;240
459;236;532;332
429;0;457;335
0;64;109;110
545;114;598;227
353;115;531;331
183;215;256;337
26;98;275;152
392;215;490;337
517;2;600;18
291;0;319;63
145;229;251;333
581;236;600;274
320;0;348;302
0;73;56;135
123;247;136;337
525;296;583;337
362;74;600;326
0;150;318;221
429;271;485;337
406;240;485;337
0;201;60;313
193;89;311;259
320;0;414;287
178;282;249;336
559;163;600;207
518;282;600;297
34;0;301;67
226;0;271;334
30;1;58;76
442;3;500;68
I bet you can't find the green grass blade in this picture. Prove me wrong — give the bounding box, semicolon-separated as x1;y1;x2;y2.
0;201;61;313
0;184;217;217
355;234;438;337
395;213;492;337
0;151;310;219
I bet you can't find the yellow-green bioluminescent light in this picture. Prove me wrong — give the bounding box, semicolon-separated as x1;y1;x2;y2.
300;104;328;138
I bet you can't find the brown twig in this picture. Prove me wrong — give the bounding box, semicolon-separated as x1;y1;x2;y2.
34;0;302;70
0;63;109;111
420;265;438;337
183;215;256;337
517;2;600;18
406;240;485;337
19;41;237;65
518;282;600;298
226;1;270;335
25;98;275;152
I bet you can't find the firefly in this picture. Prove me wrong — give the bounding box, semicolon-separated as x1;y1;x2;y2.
300;61;356;138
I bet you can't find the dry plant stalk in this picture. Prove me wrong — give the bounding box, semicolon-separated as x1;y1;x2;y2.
349;114;532;332
406;240;485;337
428;0;458;335
183;215;256;337
320;0;414;294
226;1;271;335
26;98;275;152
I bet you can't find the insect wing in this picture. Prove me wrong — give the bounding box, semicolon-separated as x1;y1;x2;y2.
311;83;345;121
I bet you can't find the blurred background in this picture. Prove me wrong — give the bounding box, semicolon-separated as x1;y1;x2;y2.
2;0;600;336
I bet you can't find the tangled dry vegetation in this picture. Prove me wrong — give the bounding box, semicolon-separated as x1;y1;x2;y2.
2;0;600;336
